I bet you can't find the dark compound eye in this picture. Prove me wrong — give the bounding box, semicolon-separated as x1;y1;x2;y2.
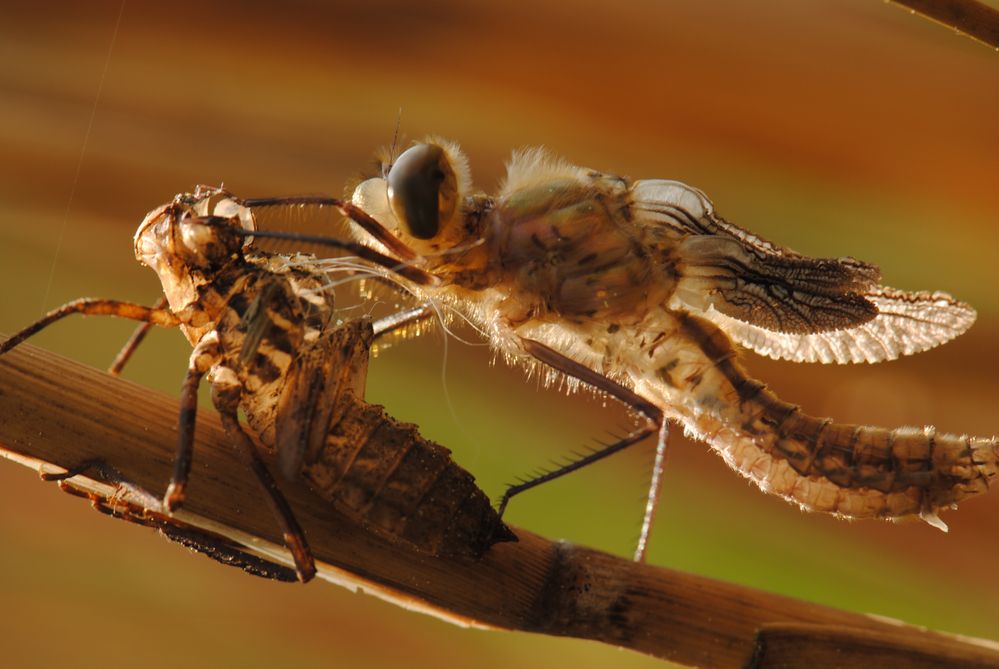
386;143;457;240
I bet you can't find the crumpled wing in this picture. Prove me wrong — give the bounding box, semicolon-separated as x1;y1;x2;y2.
631;179;975;363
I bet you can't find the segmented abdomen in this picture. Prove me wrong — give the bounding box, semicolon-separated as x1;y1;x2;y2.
736;387;999;525
667;313;998;525
299;396;516;557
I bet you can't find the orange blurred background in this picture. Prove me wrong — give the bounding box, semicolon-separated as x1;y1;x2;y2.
1;1;997;668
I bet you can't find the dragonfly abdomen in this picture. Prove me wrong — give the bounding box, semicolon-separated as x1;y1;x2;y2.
747;386;998;523
674;311;999;525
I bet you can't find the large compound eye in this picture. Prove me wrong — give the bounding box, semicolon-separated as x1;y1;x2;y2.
386;143;457;240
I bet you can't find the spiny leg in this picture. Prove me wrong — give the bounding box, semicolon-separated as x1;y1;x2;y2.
234;196;678;555
521;338;662;421
496;422;658;517
237;227;434;286
108;297;169;376
517;338;671;561
634;420;670;563
233;194;433;284
241;196;418;261
371;303;435;339
212;381;316;583
374;305;675;557
0;298;179;355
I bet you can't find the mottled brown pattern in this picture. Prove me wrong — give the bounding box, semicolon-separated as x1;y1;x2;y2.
344;141;992;529
0;188;516;581
676;312;998;520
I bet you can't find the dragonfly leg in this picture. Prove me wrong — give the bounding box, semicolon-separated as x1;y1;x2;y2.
634;420;670;562
520;338;662;422
236;225;435;286
371;303;436;340
236;195;433;284
212;379;317;583
515;338;671;561
337;201;420;261
0;298;179;356
243;195;420;263
108;297;169;376
496;421;658;517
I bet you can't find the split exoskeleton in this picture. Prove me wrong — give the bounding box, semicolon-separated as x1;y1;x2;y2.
0;188;515;582
6;137;995;572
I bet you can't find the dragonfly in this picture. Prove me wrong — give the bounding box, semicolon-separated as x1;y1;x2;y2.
228;138;995;561
0;187;515;582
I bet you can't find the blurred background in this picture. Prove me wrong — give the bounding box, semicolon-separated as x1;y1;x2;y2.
1;1;997;667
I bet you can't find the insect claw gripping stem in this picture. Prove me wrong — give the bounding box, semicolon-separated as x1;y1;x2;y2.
166;337;215;513
3;187;514;586
39;458;111;482
39;458;166;514
163;481;186;512
51;479;299;583
215;384;316;583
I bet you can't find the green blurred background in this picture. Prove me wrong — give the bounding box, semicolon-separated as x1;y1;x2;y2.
1;1;997;667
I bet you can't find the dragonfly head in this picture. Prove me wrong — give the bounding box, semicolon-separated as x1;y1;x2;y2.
134;188;255;310
351;139;472;257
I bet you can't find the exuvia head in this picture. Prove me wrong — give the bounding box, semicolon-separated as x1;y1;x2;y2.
134;188;255;313
134;188;255;273
351;138;472;255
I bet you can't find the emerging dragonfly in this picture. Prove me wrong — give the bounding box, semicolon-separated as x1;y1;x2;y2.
238;138;995;560
0;187;515;581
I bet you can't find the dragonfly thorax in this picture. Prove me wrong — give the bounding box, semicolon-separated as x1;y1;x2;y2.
485;175;677;327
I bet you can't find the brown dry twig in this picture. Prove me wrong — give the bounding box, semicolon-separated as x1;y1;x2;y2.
889;0;999;49
2;341;999;668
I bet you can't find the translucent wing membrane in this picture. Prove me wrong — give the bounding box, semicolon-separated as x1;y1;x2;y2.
632;179;975;362
702;287;976;363
673;235;881;334
633;180;813;258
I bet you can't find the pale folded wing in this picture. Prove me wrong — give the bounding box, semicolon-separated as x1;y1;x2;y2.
631;179;975;363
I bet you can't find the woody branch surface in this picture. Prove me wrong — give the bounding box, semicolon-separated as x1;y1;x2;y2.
1;341;998;669
889;0;999;48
